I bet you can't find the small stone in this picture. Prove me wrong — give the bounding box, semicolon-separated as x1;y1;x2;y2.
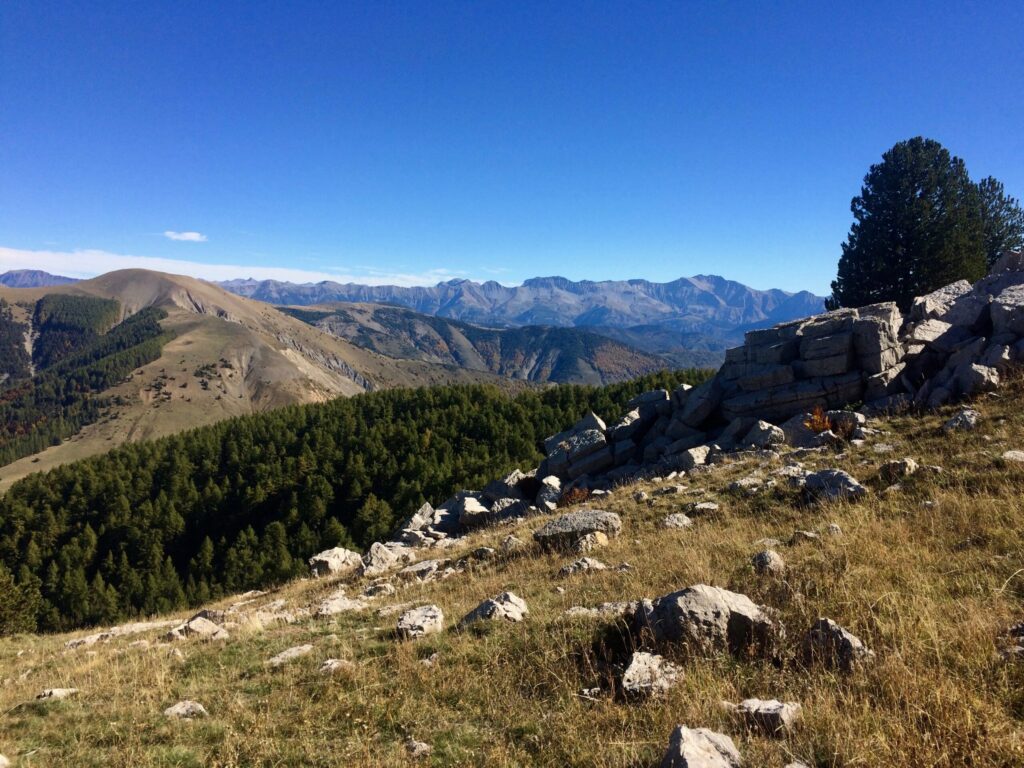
633;490;650;503
621;651;680;698
789;530;821;545
472;546;497;561
687;501;720;516
319;658;356;675
825;523;843;536
397;605;445;639
459;592;529;627
558;557;608;577
405;737;432;759
751;550;785;576
943;408;980;432
266;644;314;668
362;582;396;598
500;534;527;553
316;591;368;617
1002;450;1024;463
803;617;874;671
36;688;79;701
572;531;609;553
663;513;694;529
804;469;867;502
734;698;802;736
533;510;622;551
163;700;208;719
878;458;918;484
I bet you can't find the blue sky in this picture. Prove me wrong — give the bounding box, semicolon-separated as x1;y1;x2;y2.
1;2;1022;293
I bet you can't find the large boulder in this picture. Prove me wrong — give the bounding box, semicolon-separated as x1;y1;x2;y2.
535;475;563;511
544;411;606;454
742;420;785;448
308;547;362;577
533;510;622;551
659;725;742;768
635;584;781;658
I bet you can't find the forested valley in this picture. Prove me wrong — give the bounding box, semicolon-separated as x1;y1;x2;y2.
0;369;709;634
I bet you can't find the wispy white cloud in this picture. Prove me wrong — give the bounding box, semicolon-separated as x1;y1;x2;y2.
163;231;208;242
0;246;479;287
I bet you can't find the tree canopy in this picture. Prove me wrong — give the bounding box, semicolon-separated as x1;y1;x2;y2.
828;137;1022;311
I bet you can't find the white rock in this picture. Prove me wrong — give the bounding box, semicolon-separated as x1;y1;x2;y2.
735;698;802;735
1002;450;1024;463
163;700;209;719
308;546;362;577
621;651;680;698
663;513;694;529
405;737;432;759
36;687;79;701
361;541;400;577
943;408;980;432
266;644;313;667
319;658;357;675
459;592;529;627
397;605;445;639
315;590;368;617
803;617;874;671
659;725;742;768
558;557;608;577
164;614;229;642
751;549;785;575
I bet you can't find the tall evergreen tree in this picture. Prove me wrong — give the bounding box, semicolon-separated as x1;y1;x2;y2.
977;176;1024;266
828;137;986;311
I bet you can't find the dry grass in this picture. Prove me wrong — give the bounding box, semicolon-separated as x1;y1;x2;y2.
3;386;1024;766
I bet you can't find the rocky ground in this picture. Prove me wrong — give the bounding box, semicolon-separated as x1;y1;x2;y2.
2;376;1024;766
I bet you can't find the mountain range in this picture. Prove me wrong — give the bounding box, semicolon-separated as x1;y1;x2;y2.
221;274;826;362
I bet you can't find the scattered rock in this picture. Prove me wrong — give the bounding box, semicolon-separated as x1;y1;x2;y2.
654;484;688;497
803;618;874;671
636;584;780;657
320;658;357;675
397;605;445;639
558;557;608;577
825;522;843;536
362;582;396;598
361;542;400;577
658;725;742;768
316;590;368;617
266;644;314;667
687;501;720;516
633;490;650;503
405;737;432;759
164;614;229;642
663;513;694;529
533;510;622;551
308;546;362;577
943;408;980;432
1002;450;1024;462
36;687;79;701
804;469;867;501
621;651;680;698
789;530;821;545
398;559;442;582
733;698;802;736
572;531;610;553
163;700;208;719
500;534;527;554
459;592;529;627
878;457;918;484
751;549;785;576
743;420;786;448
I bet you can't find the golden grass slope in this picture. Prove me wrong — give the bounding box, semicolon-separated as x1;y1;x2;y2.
0;270;510;489
2;383;1024;766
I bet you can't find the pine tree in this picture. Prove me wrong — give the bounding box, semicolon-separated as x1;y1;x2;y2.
977;176;1024;266
829;137;987;311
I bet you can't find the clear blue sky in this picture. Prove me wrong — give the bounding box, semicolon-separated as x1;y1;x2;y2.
1;1;1022;293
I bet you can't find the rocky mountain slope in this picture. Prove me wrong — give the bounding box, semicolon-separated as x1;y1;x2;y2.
3;379;1023;766
282;302;668;385
222;274;826;364
0;269;78;288
0;270;508;488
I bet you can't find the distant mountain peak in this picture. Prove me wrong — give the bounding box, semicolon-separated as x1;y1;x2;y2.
0;269;79;288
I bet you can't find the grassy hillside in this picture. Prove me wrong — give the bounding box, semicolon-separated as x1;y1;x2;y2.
1;380;1023;766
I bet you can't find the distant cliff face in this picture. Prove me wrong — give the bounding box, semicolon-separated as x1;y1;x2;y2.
0;270;78;288
222;274;825;366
